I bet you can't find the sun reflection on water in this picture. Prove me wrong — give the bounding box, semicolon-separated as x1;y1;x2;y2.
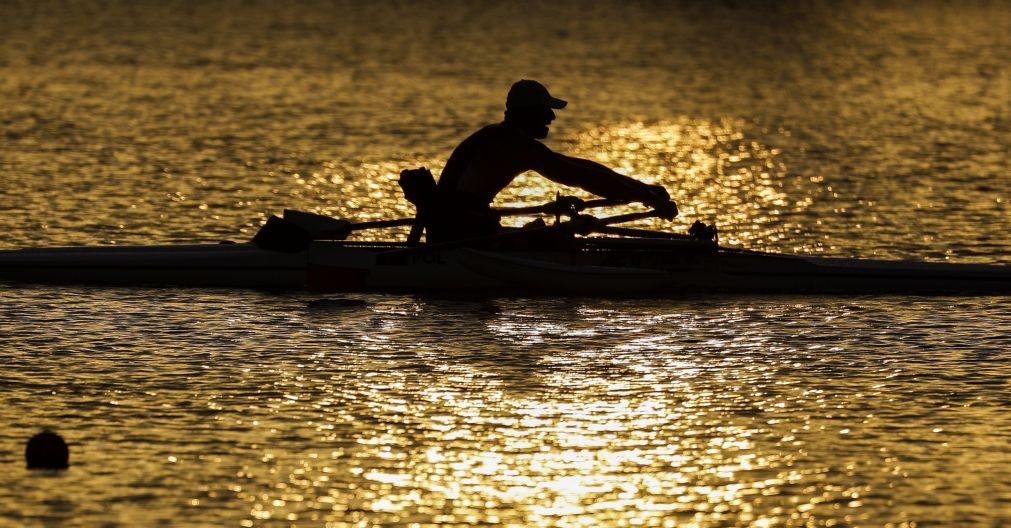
225;351;852;527
495;119;814;249
5;291;1001;526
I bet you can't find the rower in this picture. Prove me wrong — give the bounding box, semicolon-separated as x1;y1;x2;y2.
424;80;677;243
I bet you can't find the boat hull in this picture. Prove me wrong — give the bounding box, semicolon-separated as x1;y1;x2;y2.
0;240;1008;295
0;244;307;289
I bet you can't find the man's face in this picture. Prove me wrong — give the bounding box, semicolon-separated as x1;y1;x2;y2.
518;105;556;139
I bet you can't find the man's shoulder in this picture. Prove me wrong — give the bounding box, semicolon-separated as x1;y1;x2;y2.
475;123;552;152
473;122;515;139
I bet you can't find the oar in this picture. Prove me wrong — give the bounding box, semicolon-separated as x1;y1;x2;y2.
378;206;671;257
289;197;631;241
594;225;693;240
279;210;411;240
254;196;631;252
494;197;628;217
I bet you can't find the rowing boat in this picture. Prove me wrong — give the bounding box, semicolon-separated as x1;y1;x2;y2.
1;194;1008;295
1;237;1008;294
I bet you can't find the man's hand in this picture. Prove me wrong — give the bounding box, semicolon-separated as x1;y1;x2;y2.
642;184;678;220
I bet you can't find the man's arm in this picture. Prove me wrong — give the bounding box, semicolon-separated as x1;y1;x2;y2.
531;150;673;211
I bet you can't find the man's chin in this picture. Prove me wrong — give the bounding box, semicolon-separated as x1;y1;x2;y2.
534;126;549;139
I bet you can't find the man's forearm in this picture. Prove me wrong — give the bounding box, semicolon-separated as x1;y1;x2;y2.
560;155;650;201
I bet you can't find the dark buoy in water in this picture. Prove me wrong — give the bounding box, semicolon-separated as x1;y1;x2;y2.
26;430;69;470
307;298;368;310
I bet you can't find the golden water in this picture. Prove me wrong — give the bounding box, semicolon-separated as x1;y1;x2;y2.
1;1;1009;526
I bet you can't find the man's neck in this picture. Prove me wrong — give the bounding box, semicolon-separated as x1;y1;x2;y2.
501;118;538;139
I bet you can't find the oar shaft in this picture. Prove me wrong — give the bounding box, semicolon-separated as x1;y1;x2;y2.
596;210;660;226
350;218;415;230
379;209;666;256
380;223;557;256
347;197;629;232
594;225;692;240
495;198;628;217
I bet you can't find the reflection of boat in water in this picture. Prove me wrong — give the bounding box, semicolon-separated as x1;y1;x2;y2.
1;237;1008;295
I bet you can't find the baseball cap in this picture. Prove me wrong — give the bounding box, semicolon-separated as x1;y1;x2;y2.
506;80;568;110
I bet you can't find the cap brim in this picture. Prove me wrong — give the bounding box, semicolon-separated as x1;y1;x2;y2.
548;97;568;109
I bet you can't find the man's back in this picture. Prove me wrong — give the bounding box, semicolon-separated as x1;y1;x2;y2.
437;123;551;207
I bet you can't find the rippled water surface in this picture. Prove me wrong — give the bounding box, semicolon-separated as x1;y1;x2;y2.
1;1;1010;526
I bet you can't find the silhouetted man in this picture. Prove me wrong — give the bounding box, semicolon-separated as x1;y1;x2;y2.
429;80;675;242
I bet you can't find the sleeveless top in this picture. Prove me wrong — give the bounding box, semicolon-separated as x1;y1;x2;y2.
430;123;552;242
